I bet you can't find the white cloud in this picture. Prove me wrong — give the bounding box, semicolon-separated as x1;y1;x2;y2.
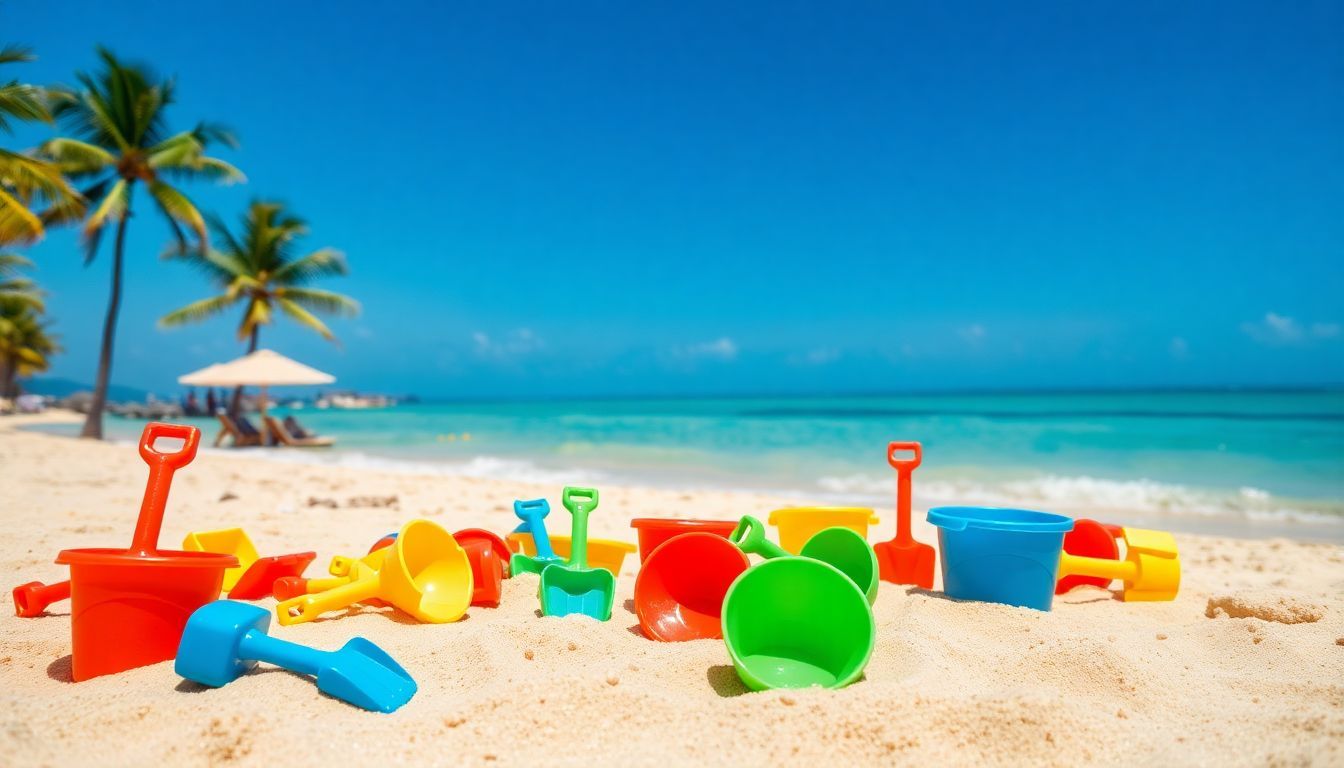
472;328;545;359
1169;337;1188;359
958;324;987;344
1240;312;1341;346
680;337;738;361
1310;322;1341;339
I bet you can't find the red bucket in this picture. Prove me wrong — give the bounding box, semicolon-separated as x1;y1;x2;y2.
630;518;737;563
54;424;235;681
633;532;749;641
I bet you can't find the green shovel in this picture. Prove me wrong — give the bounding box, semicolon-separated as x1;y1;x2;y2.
731;515;880;604
539;487;615;621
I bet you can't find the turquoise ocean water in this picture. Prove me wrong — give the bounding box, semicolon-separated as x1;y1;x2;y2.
57;390;1344;542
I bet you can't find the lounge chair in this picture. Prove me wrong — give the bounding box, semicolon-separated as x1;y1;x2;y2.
214;412;265;448
264;415;336;448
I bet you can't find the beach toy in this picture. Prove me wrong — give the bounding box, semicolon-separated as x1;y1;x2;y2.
176;600;416;713
872;441;935;589
1056;519;1120;594
731;515;879;604
1059;526;1180;602
767;507;879;554
721;557;875;691
928;507;1181;610
12;579;70;617
272;534;395;603
183;528;316;600
275;519;472;625
630;518;737;563
55;423;238;681
454;528;508;607
539;487;615;621
506;533;636;576
508;498;564;576
633;532;749;641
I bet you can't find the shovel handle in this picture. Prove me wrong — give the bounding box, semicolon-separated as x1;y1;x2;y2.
276;575;379;626
729;515;789;560
514;499;559;561
237;629;327;678
561;487;599;569
132;423;201;555
887;441;921;544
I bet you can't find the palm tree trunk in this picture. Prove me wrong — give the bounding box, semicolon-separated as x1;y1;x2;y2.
80;204;132;439
227;325;260;417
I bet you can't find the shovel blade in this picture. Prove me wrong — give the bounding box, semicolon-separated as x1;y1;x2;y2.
540;565;615;621
874;540;936;589
510;553;562;577
316;637;418;713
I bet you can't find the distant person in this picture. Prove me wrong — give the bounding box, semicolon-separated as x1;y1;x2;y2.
284;415;311;439
205;388;217;413
184;390;200;416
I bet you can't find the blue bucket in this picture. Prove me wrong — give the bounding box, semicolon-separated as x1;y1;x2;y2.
927;507;1074;611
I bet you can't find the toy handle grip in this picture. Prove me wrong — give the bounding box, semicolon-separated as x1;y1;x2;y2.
514;498;550;520
275;576;379;626
562;487;599;569
888;441;922;544
729;515;789;559
132;423;201;554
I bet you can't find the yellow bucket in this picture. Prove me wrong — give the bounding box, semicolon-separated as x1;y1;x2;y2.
767;507;879;554
182;528;259;591
506;533;635;576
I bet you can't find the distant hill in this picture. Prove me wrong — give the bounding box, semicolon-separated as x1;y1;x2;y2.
22;377;157;402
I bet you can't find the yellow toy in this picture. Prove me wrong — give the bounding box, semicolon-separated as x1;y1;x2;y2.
767;507;879;554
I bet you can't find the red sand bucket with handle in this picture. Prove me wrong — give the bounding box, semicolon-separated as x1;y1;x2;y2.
55;423;237;682
630;518;738;563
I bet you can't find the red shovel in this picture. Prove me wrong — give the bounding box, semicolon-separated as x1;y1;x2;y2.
873;441;935;589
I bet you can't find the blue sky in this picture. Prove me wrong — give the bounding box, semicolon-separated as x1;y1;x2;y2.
4;1;1342;397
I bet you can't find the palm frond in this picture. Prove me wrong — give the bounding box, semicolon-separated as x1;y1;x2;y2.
146;180;206;246
81;178;129;262
158;293;242;328
0;185;44;245
276;297;337;341
270;249;350;285
0;46;35;66
237;297;272;340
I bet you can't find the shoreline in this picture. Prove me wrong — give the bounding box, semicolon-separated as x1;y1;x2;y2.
19;408;1344;544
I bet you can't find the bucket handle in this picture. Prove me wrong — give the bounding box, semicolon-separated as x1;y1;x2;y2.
729;515;789;559
131;422;201;555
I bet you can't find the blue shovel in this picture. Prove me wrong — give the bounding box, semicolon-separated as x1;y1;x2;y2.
175;600;417;713
509;498;564;576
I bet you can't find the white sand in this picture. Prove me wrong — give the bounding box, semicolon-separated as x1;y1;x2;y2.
1;412;1341;766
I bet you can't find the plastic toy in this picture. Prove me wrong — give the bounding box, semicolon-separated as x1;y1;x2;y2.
1059;526;1180;602
275;519;472;625
454;528;508;607
732;515;879;604
455;528;512;579
1056;519;1120;594
927;507;1180;610
176;600;416;713
629;518;737;563
54;423;238;681
633;532;749;641
508;498;564;576
539;487;615;621
506;533;636;576
182;528;315;601
272;534;396;603
722;557;874;691
767;507;879;554
872;441;935;588
12;579;69;617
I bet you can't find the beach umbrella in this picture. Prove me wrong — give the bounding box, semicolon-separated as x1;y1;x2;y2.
178;349;334;431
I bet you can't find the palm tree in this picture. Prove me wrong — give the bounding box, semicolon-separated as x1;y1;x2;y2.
40;48;243;438
0;45;82;246
159;200;359;411
0;298;59;398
